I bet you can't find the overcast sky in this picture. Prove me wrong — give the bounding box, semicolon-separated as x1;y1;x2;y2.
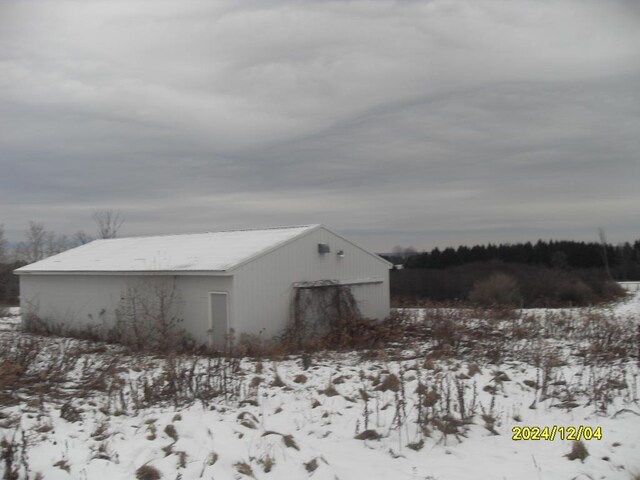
1;0;639;252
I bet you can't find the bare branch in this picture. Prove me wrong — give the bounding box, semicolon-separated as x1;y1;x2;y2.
598;227;612;280
16;221;48;263
0;224;7;263
73;230;94;246
92;210;124;239
15;222;73;263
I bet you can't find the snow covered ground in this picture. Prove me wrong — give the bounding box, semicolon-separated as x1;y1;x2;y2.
1;290;640;480
0;306;20;331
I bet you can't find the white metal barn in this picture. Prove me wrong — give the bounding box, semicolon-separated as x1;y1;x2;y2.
15;225;391;347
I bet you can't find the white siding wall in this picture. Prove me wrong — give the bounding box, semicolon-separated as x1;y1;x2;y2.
20;274;125;331
231;227;390;339
177;275;234;344
19;274;233;345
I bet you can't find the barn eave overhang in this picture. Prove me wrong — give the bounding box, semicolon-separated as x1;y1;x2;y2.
14;270;234;277
293;277;385;288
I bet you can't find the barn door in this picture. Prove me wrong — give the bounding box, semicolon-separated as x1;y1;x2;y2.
209;292;229;348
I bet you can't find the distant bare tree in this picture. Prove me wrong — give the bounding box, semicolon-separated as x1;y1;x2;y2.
92;209;124;239
0;224;7;263
15;222;72;263
391;245;417;260
47;233;71;256
598;228;612;280
16;221;48;263
73;230;94;246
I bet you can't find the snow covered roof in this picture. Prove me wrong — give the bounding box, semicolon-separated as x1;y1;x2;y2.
15;225;320;274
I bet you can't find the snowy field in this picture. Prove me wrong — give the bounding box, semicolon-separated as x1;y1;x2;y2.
1;290;640;480
0;307;21;331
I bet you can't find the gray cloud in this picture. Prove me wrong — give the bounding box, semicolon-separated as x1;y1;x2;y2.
1;0;639;251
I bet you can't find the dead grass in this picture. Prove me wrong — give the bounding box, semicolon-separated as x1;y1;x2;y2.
293;374;308;384
136;464;161;480
207;451;219;466
0;301;636;427
164;424;178;442
0;294;638;479
259;454;274;473
565;441;589;462
375;373;400;392
0;362;24;390
355;429;381;440
319;385;339;397
282;434;299;450
304;457;318;472
469;273;522;307
234;461;254;477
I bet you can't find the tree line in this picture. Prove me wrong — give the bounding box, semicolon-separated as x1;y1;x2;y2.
0;210;124;305
386;239;640;280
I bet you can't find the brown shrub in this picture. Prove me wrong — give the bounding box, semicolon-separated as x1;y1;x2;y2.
319;385;339;397
164;424;178;442
234;462;253;477
281;313;405;354
321;315;404;350
355;429;381;440
259;455;274;473
293;374;307;384
60;402;83;423
565;441;589;462
469;273;522;307
136;465;161;480
282;434;299;450
304;458;318;473
0;362;24;390
374;374;400;393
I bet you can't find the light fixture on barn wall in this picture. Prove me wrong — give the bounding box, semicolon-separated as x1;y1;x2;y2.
337;250;344;258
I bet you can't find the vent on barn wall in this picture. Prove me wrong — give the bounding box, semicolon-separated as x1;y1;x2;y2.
318;243;330;254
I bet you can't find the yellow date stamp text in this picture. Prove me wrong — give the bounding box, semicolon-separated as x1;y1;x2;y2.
512;425;602;441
